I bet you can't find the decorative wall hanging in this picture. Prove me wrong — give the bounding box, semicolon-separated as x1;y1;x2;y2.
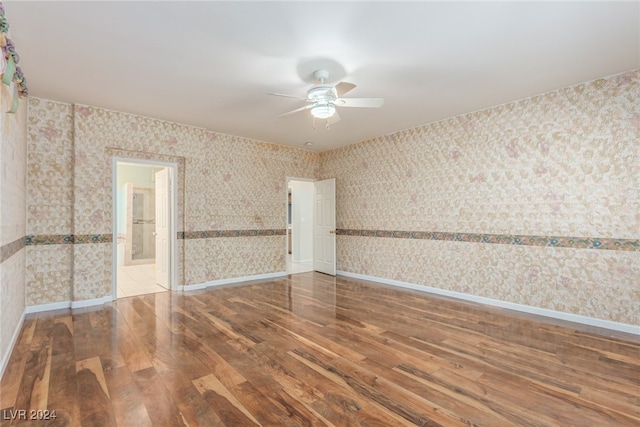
0;1;27;114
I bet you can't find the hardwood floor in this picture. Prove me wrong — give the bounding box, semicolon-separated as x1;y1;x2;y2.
1;272;639;426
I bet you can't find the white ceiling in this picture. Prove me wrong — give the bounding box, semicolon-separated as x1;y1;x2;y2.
5;1;639;152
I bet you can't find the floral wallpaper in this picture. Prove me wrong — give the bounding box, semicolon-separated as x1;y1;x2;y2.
0;81;27;366
321;69;640;325
26;100;319;303
184;236;285;285
25;98;73;305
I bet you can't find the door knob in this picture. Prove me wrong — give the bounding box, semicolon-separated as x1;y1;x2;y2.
329;230;335;234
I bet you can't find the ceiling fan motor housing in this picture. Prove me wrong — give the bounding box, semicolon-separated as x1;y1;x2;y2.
307;85;335;103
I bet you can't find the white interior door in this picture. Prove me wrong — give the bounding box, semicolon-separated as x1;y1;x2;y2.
155;169;170;288
313;178;336;275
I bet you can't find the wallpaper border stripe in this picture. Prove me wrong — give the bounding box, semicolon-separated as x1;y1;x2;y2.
23;229;287;247
179;229;286;239
20;229;639;252
336;229;639;252
26;234;112;245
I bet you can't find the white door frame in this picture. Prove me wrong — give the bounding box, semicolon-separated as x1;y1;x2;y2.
154;169;170;289
112;157;178;299
285;177;316;274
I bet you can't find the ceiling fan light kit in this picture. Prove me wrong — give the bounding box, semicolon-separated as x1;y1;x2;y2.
270;69;384;124
311;103;336;119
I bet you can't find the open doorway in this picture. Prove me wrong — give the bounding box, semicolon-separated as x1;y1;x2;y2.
287;179;315;274
114;160;174;297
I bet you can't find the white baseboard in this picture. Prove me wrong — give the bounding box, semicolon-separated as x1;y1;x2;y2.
25;300;71;314
181;283;206;292
71;295;114;309
183;271;288;292
25;295;114;313
337;270;640;336
0;309;25;381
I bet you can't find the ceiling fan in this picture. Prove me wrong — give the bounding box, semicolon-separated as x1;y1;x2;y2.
269;69;384;124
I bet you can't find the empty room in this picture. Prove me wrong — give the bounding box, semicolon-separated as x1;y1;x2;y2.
0;1;638;426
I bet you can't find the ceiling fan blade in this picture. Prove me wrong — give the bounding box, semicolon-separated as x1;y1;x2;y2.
327;111;341;125
268;92;308;101
335;97;384;108
332;82;356;98
275;104;313;118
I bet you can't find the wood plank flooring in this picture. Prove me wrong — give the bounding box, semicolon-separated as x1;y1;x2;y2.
1;272;639;426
